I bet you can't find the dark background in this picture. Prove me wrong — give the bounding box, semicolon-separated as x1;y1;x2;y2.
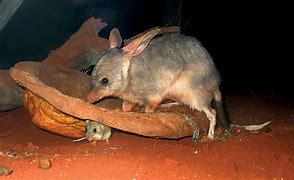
0;0;291;97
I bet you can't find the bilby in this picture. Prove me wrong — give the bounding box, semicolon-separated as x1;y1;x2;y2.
87;28;229;139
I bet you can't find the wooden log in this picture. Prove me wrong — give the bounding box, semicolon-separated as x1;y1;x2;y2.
10;61;208;139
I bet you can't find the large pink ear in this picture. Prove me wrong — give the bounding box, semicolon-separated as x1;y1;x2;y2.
123;28;161;57
109;28;122;48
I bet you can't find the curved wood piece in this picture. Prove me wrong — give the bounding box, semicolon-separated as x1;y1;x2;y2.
10;61;209;139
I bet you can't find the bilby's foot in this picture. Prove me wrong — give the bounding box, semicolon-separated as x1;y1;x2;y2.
204;108;216;140
206;133;214;140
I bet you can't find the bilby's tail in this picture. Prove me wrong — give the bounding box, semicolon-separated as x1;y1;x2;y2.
212;90;230;128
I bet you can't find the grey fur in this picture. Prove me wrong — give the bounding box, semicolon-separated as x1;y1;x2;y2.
88;29;227;139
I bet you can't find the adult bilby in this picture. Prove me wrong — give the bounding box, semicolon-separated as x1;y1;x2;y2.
87;28;230;139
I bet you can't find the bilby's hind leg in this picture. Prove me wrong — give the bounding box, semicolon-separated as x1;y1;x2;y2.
172;89;217;140
203;108;216;139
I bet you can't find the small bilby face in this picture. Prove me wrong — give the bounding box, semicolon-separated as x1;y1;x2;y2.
87;48;129;103
85;120;111;141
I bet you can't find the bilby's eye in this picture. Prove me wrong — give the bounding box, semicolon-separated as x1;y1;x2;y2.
100;77;109;85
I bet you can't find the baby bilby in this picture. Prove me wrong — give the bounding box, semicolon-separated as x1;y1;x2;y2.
73;120;111;142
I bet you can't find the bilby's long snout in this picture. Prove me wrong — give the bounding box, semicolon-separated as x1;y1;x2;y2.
86;91;102;103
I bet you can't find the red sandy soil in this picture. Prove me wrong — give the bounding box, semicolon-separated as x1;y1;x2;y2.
0;93;293;179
